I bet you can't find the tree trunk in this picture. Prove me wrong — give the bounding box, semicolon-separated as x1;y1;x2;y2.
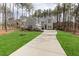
17;5;18;19
63;4;66;31
57;5;59;30
12;3;14;30
2;3;4;30
4;3;7;32
22;6;23;18
26;9;27;17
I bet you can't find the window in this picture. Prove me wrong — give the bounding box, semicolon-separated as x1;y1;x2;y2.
48;19;51;23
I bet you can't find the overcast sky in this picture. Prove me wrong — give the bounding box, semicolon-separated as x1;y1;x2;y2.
33;3;57;10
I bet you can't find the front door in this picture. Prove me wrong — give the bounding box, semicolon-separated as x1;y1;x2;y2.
48;26;51;30
45;24;47;29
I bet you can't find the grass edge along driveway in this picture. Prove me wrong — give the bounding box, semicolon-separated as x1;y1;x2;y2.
57;31;79;56
0;31;42;56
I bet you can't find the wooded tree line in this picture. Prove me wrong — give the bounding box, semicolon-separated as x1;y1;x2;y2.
0;3;33;31
0;3;79;33
33;3;79;33
54;3;79;33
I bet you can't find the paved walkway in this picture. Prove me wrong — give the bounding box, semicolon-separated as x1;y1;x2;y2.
10;30;66;56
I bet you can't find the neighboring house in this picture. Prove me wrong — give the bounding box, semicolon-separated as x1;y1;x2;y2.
19;16;39;30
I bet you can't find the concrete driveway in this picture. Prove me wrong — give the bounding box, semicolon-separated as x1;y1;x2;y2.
10;30;66;56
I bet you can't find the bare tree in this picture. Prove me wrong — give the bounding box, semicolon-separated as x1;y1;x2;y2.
4;3;7;32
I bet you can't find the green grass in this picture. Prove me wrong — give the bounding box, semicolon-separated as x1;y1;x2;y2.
0;31;42;56
57;31;79;56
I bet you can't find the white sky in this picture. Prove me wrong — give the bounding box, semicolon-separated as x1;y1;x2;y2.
33;3;57;10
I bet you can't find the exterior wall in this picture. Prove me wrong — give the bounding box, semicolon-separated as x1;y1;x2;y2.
39;16;54;30
47;16;53;30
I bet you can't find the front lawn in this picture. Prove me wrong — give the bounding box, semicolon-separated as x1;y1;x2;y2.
57;31;79;56
0;31;41;56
